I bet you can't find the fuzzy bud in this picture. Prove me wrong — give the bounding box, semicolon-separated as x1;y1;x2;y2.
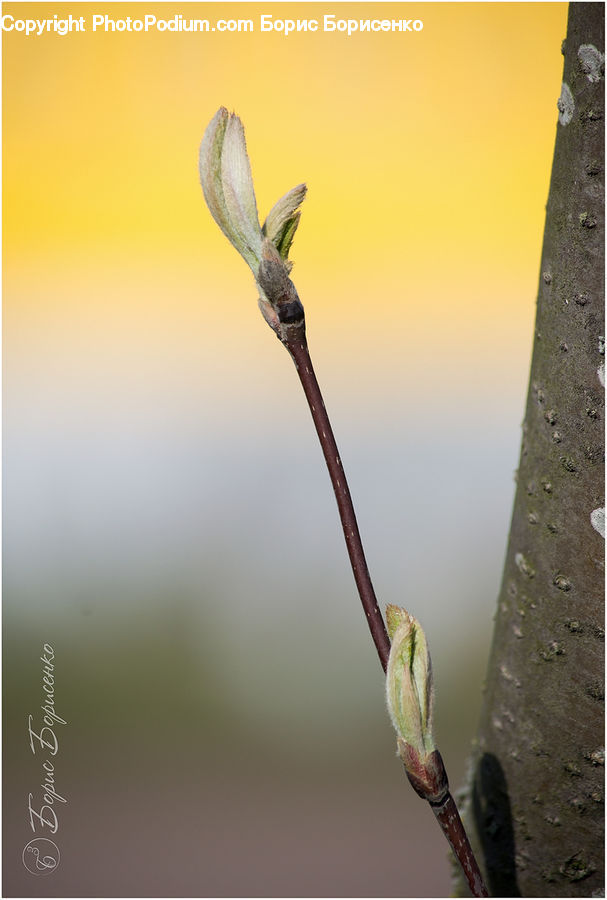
199;107;307;334
385;604;448;803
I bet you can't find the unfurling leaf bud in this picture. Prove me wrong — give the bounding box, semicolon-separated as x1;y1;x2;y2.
385;604;434;752
199;108;307;337
385;604;448;803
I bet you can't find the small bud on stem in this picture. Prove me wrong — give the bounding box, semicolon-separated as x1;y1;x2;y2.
199;106;307;344
385;605;449;803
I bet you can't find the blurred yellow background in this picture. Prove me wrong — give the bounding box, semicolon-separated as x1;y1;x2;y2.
4;3;567;896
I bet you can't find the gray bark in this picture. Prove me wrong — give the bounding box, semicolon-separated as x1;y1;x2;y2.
462;5;605;896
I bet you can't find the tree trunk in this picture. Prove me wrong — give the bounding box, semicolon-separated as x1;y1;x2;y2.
462;4;605;896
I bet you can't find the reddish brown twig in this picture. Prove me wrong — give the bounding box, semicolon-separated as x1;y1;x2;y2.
286;334;392;670
277;321;488;898
431;793;489;897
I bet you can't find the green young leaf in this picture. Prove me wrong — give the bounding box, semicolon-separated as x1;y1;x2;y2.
199;109;237;250
219;114;263;272
199;107;262;273
262;184;307;272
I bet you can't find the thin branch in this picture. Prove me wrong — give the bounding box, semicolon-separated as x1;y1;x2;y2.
281;324;489;898
431;793;489;897
285;331;392;670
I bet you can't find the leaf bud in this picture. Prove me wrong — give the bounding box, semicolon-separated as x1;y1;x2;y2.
385;604;448;803
199;108;307;335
